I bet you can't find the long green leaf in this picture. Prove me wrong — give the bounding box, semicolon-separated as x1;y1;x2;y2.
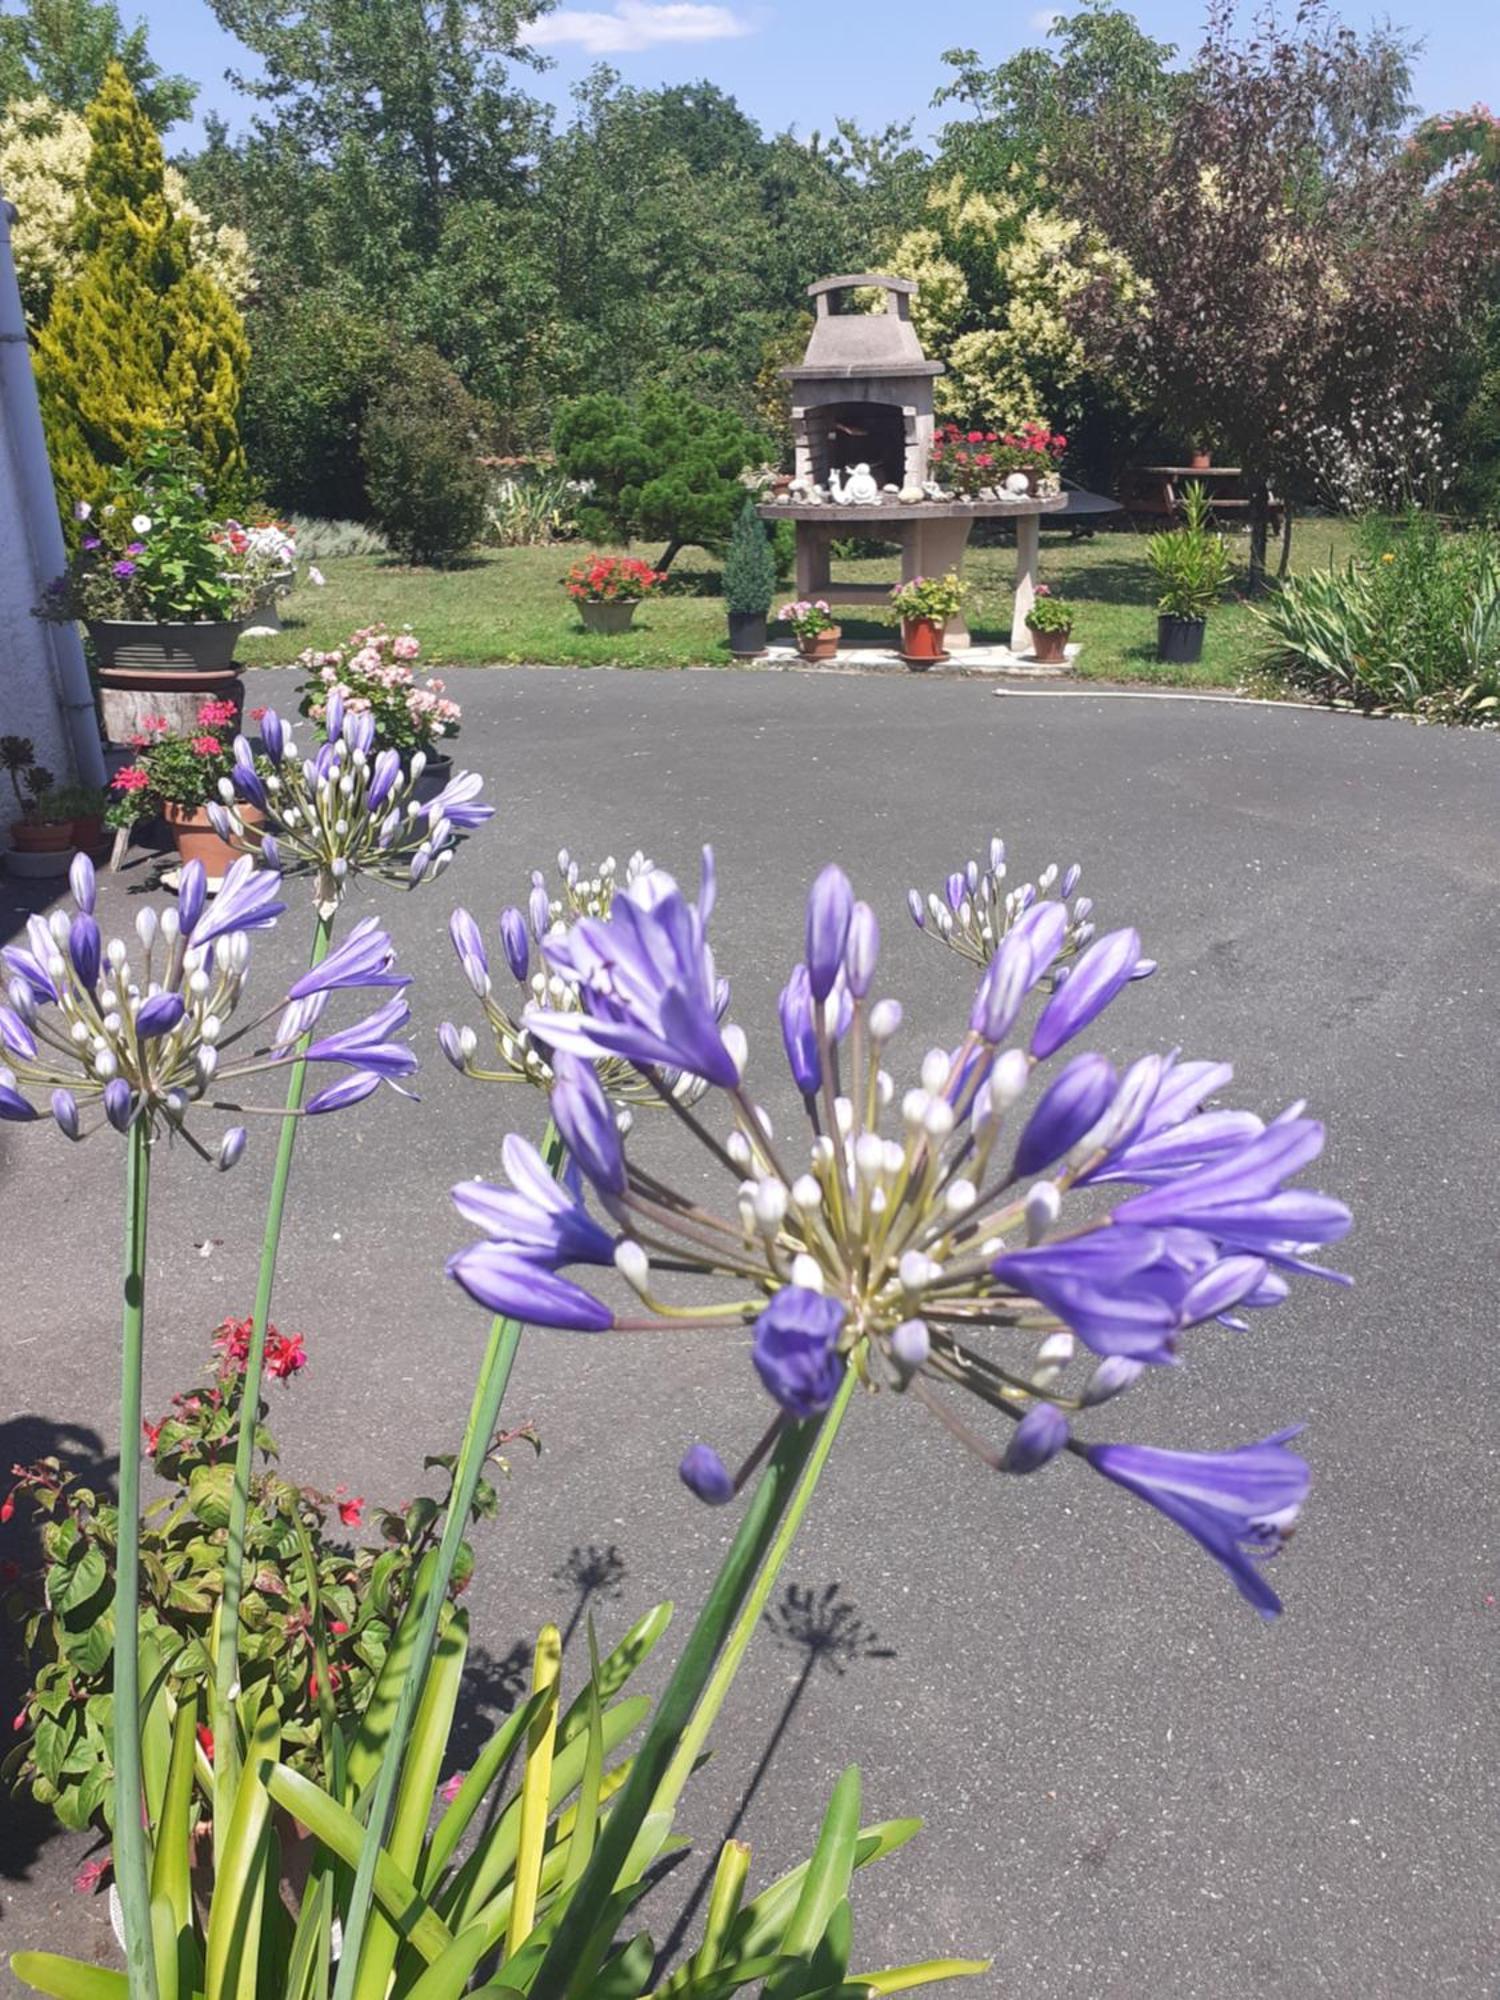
764;1770;861;1998
508;1624;562;1954
848;1961;991;1994
557;1603;673;1742
353;1608;470;2000
203;1703;280;2000
682;1839;749;1988
592;1932;655;2000
559;1620;606;1895
653;1822;921;2000
400;1925;495;2000
284;1871;334;2000
440;1696;651;1929
346;1551;440;1803
151;1699;197;1940
528;1408;841;2000
418;1689;550;1891
265;1765;455;1966
9;1956;129;2000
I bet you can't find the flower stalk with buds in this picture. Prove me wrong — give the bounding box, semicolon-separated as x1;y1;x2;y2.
908;834;1102;971
438;846;718;1103
211;693;493;917
0;854;410;2000
450;848;1349;1623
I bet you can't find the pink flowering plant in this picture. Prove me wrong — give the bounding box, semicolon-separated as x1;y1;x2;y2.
778;597;839;637
296;624;461;754
103;700;242;827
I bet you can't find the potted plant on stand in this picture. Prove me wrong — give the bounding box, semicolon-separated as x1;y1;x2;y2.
890;571;969;667
2;738;78;877
105;700;254;883
1147;483;1233;665
563;554;665;634
1024;586;1077;665
778;598;841;662
723;499;776;659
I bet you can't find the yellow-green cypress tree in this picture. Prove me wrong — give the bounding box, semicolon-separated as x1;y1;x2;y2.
33;61;248;519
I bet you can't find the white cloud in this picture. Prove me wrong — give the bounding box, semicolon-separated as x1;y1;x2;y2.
1029;8;1062;29
528;3;756;55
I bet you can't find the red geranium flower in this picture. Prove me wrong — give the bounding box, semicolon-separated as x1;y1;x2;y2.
337;1496;364;1528
110;766;150;792
190;735;222;756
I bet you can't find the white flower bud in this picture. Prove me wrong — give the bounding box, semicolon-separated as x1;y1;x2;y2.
891;1318;930;1371
854;1132;884;1182
834;1095;853;1137
792;1175;823;1212
1024;1181;1061;1243
944;1178;977;1216
1035;1331;1075;1370
135;907;158;949
614;1241;651;1294
727;1130;753;1169
883;1139;904;1177
790;1254;824;1292
722;1023;748;1077
902;1088;929;1129
922;1097;954;1140
921;1048;950;1094
869;999;902;1042
989;1048;1030;1110
217;1127;247;1171
106;938;128;969
753;1178;788;1232
92;1046;116;1078
899;1250;939;1294
160;909;180;943
876;1070;894;1107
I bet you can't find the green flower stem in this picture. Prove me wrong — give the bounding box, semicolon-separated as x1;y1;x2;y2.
211;907;334;1850
330;1120;565;2000
651;1368;855;1826
114;1118;159;2000
528;1371;856;2000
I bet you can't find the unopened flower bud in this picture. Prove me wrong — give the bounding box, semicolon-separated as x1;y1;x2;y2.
722;1024;748;1077
1024;1181;1061;1243
790;1254;823;1291
869;998;902;1042
921;1048;950;1094
753;1178;788;1232
890;1318;930;1371
1080;1356;1146;1406
217;1126;247;1171
614;1241;651;1294
792;1174;822;1211
1002;1402;1069;1474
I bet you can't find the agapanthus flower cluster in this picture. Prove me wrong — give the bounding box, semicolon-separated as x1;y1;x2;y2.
448;850;1351;1617
438;848;718;1104
910;835;1100;971
0;855;415;1156
210;696;492;916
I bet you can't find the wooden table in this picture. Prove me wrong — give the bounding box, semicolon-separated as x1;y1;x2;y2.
1129;466;1279;525
758;490;1118;651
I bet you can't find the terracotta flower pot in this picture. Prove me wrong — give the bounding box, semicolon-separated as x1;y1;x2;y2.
1027;624;1071;665
5;819;75;877
578;598;639;635
900;616;948;667
1190;449;1212;471
796;627;840;662
163;801;260;881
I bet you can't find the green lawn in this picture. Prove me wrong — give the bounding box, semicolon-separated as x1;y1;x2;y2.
239;519;1362;682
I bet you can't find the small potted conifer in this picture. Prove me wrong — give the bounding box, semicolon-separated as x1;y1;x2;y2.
723;499;776;659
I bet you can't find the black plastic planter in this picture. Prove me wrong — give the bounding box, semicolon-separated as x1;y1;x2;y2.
728;610;769;658
1157;614;1206;665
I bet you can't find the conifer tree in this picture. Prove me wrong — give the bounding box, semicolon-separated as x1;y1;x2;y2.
33;61;248;517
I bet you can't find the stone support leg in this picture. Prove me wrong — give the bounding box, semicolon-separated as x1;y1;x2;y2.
1012;514;1040;653
910;514;976;648
794;523;833;599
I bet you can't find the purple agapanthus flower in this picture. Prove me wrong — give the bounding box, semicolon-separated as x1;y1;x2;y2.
752;1288;846;1417
447;842;1348;1618
304;995;417;1078
1083;1431;1310;1617
287;918;409;999
527;849;738;1088
451;1138;616;1269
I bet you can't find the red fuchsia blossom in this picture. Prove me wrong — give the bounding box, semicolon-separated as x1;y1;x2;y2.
213;1315;309;1379
438;1770;466;1804
196;1725;214;1759
337;1496;365;1527
308;1664;343;1702
142;1417;163;1452
328;1619;349;1635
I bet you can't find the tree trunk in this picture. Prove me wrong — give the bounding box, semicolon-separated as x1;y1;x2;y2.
655;539;683;572
1246;479;1271;594
1277;501;1294;581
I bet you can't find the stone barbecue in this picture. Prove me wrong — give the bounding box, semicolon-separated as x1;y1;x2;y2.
783;274;942;496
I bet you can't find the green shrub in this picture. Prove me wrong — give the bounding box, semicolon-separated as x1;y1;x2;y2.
361;346;491;565
484;462;580;546
1255;512;1500;720
241;288;393;520
554;388;771;568
722;497;776;614
286;514;389;559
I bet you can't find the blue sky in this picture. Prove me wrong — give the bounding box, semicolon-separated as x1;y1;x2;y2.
132;0;1497;144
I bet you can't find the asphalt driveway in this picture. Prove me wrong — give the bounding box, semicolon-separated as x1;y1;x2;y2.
3;669;1498;1997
